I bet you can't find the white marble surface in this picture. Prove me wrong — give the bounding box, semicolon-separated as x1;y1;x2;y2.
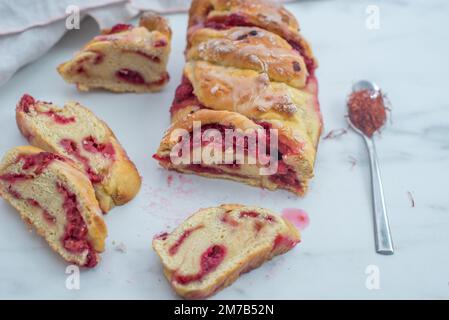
0;0;448;299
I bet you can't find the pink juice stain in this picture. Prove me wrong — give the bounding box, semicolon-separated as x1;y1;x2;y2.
281;208;310;230
166;174;173;187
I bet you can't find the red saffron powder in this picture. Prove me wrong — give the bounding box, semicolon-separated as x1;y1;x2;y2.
347;89;387;137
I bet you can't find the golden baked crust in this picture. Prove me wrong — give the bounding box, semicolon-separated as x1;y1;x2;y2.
0;146;107;267
186;26;308;88
154;0;322;196
188;0;317;71
189;0;299;33
139;11;172;40
16;94;141;213
153;204;300;299
57;12;171;93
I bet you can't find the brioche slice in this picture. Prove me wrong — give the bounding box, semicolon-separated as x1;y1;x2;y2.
57;12;171;93
16;94;141;213
153;204;300;299
0;146;107;267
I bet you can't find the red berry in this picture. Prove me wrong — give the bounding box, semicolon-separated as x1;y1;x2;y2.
108;23;133;34
116;69;146;85
18;94;35;113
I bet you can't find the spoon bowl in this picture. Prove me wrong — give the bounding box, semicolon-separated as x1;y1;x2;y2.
352;79;380;95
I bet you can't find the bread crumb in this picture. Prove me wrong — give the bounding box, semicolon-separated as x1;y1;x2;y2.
114;241;127;253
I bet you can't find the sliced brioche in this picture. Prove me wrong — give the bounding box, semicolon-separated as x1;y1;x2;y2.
57;12;171;93
153;204;300;299
0;146;107;267
16;94;141;213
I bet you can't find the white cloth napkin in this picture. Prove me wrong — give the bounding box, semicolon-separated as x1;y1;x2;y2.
0;0;293;87
0;0;193;86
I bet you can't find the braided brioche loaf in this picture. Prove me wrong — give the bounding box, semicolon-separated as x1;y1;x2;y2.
154;0;322;195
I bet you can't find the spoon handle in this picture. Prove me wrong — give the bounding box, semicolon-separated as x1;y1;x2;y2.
363;137;394;255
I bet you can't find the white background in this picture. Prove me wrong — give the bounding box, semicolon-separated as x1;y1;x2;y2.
0;1;448;299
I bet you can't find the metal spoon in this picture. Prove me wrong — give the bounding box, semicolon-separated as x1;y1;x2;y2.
348;80;394;255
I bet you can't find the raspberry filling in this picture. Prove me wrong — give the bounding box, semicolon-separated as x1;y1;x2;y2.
240;210;259;218
6;185;22;199
254;220;264;232
82;136;115;159
193;123;242;168
273;234;299;251
0;173;33;183
76;66;86;74
108;23;133;34
153;39;167;47
3;185;56;224
17;94;76;124
220;213;239;227
18;152;65;175
155;156;302;193
0;153;64;224
116;69;145;85
184;164;247;178
203;14;315;75
269;162;301;191
169;76;205;117
93;51;105;65
168;225;204;255
152;154;170;164
204;14;254;30
57;182;97;267
128;50;161;63
256;122;302;192
40;110;76;124
239;210;276;223
155;121;242;170
221;210;276;231
17;94;36;113
174;244;227;285
116;69;169;87
26;198;56;224
60;139;103;183
154;232;169;241
153;121;303;192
